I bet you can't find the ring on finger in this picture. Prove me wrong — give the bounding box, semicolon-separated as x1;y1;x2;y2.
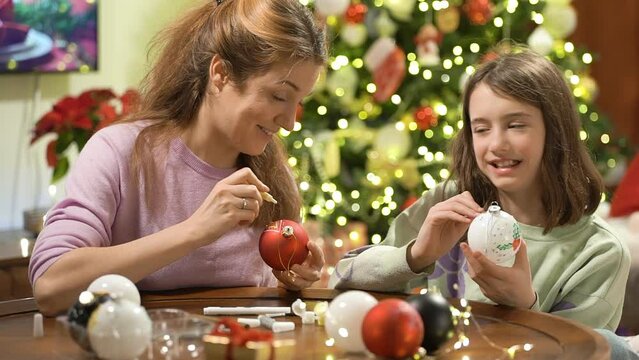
241;197;247;210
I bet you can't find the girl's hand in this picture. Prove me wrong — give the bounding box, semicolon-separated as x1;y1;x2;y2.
409;191;483;272
460;240;536;309
187;167;270;245
275;241;325;291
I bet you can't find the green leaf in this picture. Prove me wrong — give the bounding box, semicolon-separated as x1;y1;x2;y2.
51;157;70;183
55;131;74;154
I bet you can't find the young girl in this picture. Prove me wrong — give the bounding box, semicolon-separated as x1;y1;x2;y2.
29;0;328;315
330;50;630;332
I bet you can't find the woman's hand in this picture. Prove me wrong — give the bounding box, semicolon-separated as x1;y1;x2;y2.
408;191;483;272
274;241;325;291
186;167;270;245
460;240;536;309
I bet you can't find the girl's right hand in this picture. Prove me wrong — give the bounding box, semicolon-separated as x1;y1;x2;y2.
408;191;483;272
186;167;270;245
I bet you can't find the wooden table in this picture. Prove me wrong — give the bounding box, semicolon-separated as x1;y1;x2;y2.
0;287;609;359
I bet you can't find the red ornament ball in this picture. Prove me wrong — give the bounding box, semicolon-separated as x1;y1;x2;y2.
345;3;367;23
414;106;438;131
463;0;493;25
362;299;424;359
259;220;309;271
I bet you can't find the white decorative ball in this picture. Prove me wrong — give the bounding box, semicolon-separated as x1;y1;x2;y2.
542;4;577;39
315;0;350;17
341;23;368;48
373;123;412;161
384;0;417;21
325;290;378;353
88;299;152;360
527;26;554;56
88;274;141;305
467;202;522;265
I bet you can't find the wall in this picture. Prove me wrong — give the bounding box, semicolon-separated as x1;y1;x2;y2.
571;0;639;146
0;0;193;230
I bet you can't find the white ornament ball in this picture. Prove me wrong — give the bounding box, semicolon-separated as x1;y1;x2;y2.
528;26;554;56
542;4;577;39
325;290;378;353
88;299;152;360
375;10;398;37
467;202;522;265
384;0;417;21
88;274;141;305
315;0;349;17
374;123;411;161
341;23;368;48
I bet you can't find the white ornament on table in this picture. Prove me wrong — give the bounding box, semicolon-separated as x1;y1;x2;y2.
324;290;378;353
467;202;522;266
88;274;141;305
88;299;152;360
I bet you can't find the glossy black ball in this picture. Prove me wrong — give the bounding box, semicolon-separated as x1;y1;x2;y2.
67;291;113;352
406;292;455;354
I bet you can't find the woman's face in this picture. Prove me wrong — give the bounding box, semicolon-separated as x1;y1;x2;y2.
212;60;320;157
469;82;546;198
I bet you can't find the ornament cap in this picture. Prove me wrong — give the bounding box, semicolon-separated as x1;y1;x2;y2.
282;225;294;237
488;201;501;214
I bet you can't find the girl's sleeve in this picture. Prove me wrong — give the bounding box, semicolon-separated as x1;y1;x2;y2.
28;129;124;287
328;185;448;293
549;232;631;331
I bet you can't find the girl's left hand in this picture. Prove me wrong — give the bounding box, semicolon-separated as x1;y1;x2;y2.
460;240;536;309
274;240;325;291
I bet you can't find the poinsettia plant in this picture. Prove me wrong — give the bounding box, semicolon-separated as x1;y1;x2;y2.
31;88;139;183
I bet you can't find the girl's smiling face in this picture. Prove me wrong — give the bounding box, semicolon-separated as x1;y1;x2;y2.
469;82;546;198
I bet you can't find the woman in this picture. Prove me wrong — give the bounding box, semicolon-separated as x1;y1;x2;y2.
29;0;328;315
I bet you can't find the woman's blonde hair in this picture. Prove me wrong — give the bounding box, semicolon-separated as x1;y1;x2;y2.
449;49;603;233
123;0;327;227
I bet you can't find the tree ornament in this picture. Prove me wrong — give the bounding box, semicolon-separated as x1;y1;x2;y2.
372;48;405;103
542;3;577;39
414;106;438;131
401;195;419;211
314;0;349;17
374;10;398;37
341;23;368;48
463;0;494;25
259;220;309;271
373;123;411;161
414;24;443;66
384;0;417;22
435;7;460;34
467;202;522;265
344;3;368;23
406;292;455;354
295;103;304;122
527;26;554;56
324;290;378;353
362;299;424;359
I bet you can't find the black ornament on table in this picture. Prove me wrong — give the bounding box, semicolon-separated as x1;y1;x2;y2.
406;292;456;354
67;291;113;352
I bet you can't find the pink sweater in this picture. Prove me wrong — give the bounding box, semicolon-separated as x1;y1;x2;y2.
28;122;277;290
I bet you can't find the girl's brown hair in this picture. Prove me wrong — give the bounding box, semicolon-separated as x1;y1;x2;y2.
449;49;603;233
123;0;327;227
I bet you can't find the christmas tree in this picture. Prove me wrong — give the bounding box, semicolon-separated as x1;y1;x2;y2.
284;0;630;248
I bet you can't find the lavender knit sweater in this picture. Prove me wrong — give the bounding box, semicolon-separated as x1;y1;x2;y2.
28;122;277;290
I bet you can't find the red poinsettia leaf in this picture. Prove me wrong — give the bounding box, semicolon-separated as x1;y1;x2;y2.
46;140;58;167
73;115;94;130
120;89;140;114
54;96;81;114
31;111;64;144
